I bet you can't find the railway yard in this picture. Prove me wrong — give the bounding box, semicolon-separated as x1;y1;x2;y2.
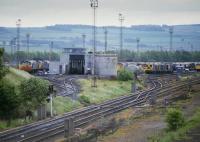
1;72;200;142
1;1;200;141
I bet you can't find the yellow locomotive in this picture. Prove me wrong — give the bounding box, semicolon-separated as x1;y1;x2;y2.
195;64;200;71
143;63;173;74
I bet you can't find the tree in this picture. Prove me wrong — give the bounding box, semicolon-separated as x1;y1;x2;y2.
117;69;133;81
166;108;185;131
19;77;50;109
0;48;7;80
0;81;20;124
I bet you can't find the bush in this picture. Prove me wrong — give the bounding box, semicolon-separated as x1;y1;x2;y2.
117;69;133;81
166;108;185;131
78;95;91;106
19;77;50;109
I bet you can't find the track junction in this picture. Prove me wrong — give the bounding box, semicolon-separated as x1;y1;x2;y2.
1;74;200;142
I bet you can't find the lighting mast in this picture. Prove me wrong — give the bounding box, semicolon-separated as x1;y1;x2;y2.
82;34;86;49
119;13;124;59
16;19;21;65
90;0;98;87
169;26;173;52
104;27;108;53
26;33;30;60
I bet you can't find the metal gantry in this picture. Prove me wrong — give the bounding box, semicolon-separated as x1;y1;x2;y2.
119;13;124;59
90;0;98;87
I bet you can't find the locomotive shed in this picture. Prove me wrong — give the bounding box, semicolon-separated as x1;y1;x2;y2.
49;48;118;77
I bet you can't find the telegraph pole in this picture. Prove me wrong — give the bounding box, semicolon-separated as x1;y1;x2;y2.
104;27;108;53
90;0;98;87
119;13;124;59
16;19;21;65
26;33;30;60
82;34;86;49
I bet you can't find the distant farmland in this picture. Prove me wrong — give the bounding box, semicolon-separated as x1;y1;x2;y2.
0;24;200;53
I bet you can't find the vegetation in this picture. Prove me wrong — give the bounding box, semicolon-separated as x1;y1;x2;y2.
156;108;200;142
0;48;20;125
0;48;52;129
165;108;185;131
0;48;7;80
117;50;200;62
0;81;20;125
78;79;132;104
117;69;133;81
78;95;91;106
19;77;50;110
4;68;32;86
48;96;82;115
3;51;60;63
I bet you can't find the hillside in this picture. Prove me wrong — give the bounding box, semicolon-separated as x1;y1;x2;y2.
0;24;200;53
3;68;32;86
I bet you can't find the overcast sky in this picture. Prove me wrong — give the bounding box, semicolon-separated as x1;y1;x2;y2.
0;0;200;27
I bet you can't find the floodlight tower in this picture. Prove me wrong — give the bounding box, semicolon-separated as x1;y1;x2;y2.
169;26;173;52
2;41;6;48
191;44;194;52
136;38;140;53
16;19;21;65
10;40;13;55
49;41;53;61
26;33;30;60
104;27;108;53
90;0;98;87
119;13;124;59
82;34;86;49
13;37;17;54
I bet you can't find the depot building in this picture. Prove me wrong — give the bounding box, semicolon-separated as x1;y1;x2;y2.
49;48;118;77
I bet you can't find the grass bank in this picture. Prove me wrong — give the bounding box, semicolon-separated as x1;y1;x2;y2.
78;79;133;104
3;67;32;86
46;96;82;115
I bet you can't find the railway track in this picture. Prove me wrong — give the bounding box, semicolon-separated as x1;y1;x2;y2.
41;75;79;97
1;76;200;142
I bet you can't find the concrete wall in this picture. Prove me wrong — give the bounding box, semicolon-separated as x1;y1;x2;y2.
60;54;69;65
95;54;118;77
85;53;93;74
49;61;60;74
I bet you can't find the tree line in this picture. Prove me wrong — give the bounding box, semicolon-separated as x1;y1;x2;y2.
116;50;200;62
3;51;60;63
3;49;200;63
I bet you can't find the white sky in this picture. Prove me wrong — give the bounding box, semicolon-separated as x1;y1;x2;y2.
0;0;200;27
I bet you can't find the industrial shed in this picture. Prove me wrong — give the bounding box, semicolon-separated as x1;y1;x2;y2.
49;48;118;77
